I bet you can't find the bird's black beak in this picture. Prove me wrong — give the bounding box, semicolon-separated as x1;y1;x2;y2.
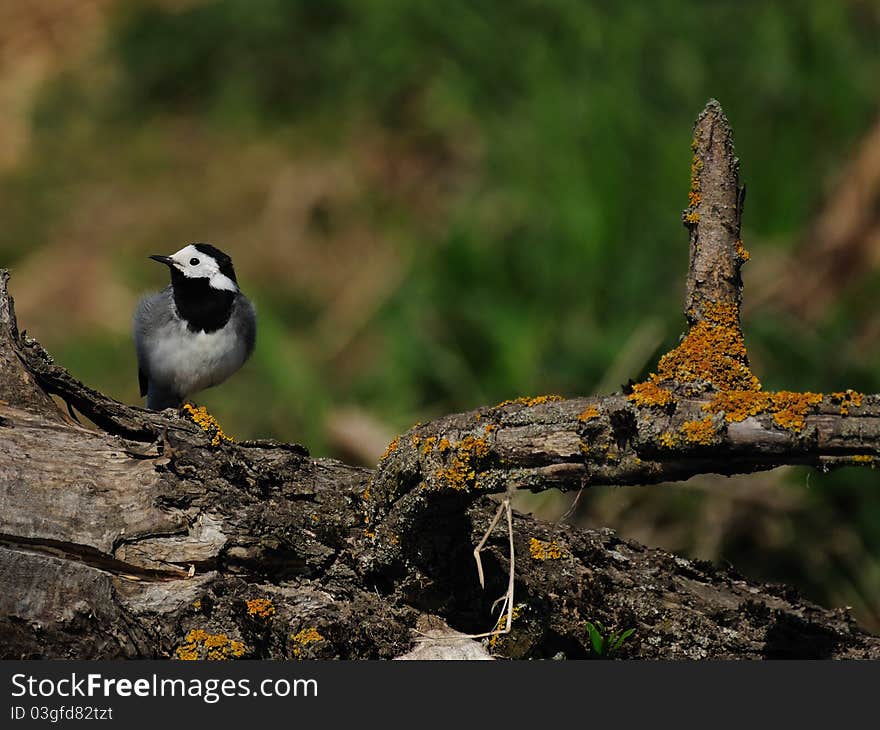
149;255;174;267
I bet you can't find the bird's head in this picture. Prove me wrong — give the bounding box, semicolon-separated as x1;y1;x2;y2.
150;243;239;292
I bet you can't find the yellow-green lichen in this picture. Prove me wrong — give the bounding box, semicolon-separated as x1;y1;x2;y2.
852;455;874;464
175;629;245;661
735;239;750;262
182;404;234;447
420;436;437;455
683;211;701;224
529;538;563;560
246;598;275;619
577;406;600;422
658;431;679;449
291;628;324;657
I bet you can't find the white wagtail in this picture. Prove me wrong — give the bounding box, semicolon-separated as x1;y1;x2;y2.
134;243;256;410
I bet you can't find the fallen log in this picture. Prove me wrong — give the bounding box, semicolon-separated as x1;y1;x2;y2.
2;101;878;659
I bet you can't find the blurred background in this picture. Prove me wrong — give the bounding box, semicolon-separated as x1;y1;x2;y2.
3;0;880;629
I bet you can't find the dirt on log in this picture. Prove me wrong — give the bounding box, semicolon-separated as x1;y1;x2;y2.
2;101;880;660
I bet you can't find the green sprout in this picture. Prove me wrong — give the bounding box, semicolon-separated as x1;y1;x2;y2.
585;622;636;658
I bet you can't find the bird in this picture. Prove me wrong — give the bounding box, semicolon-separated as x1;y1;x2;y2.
134;243;256;411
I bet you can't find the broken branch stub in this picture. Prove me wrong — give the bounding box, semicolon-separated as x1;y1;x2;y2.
683;98;747;327
630;100;758;404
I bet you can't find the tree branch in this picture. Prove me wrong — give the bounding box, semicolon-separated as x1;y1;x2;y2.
684;98;746;324
368;102;875;530
2;101;879;660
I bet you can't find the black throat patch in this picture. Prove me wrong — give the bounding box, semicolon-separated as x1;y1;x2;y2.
169;270;236;332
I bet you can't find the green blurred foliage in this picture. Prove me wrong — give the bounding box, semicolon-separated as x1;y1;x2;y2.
101;0;880;418
3;0;880;628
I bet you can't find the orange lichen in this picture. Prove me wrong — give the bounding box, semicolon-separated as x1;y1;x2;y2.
649;301;761;394
379;436;399;462
690;145;703;192
489;605;522;649
175;629;245;660
628;379;675;408
684;211;701;224
829;390;863;416
680;417;716;445
625;249;831;435
182;404;234;446
432;426;495;491
688;190;702;207
704;389;823;432
246;598;275;619
577;406;600;422
437;437;452;452
290;628;324;658
529;537;563;560
420;436;437;455
769;391;823;432
704;390;772;422
496;394;564;408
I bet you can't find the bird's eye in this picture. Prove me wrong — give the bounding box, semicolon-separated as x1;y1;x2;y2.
189;258;200;266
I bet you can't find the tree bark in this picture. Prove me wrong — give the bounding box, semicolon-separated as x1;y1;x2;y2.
2;102;879;660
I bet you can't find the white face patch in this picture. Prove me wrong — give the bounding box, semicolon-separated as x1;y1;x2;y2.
169;244;238;292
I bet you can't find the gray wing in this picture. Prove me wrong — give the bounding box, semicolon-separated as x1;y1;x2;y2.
133;287;175;397
233;294;257;360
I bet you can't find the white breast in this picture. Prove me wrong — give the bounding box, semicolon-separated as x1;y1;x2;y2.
147;317;248;399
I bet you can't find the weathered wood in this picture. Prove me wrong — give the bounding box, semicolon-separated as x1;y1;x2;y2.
684;99;746;325
0;270;59;419
2;101;880;659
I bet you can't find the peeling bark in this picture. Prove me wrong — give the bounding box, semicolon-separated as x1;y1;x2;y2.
2;102;880;660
